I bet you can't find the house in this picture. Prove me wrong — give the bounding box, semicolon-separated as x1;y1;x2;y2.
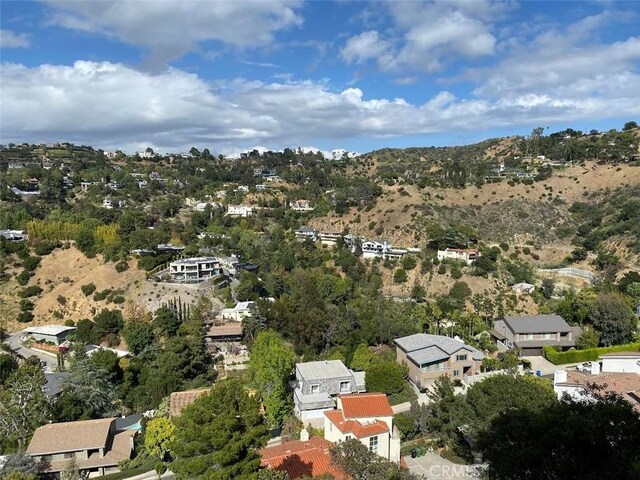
220;301;256;322
436;248;481;265
205;323;243;344
319;232;342;246
635;303;640;318
362;239;407;260
0;229;28;241
394;333;484;389
260;434;348;480
512;282;535;294
256;184;269;192
156;243;185;254
169;388;209;418
26;418;136;477
44;372;70;397
193;201;222;212
102;198;113;209
324;393;400;463
24;325;76;345
169;257;222;283
294;226;319;241
553;355;640;412
492;314;579;356
234;185;250;194
293;360;365;424
289;200;314;212
226;204;254;217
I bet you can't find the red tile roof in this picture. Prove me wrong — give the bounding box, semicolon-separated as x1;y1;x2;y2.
338;393;394;418
260;437;349;480
325;410;390;438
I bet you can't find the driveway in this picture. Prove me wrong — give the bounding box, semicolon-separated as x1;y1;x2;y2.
404;452;483;479
3;331;58;371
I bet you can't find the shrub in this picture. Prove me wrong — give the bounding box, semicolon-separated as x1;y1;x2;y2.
93;289;112;301
20;299;34;311
111;295;125;304
17;311;34;323
64;319;75;327
401;256;417;271
22;256;41;272
57;295;67;305
394;269;408;284
81;283;96;296
16;270;33;285
33;240;60;256
499;242;509;252
437;264;447;275
451;266;463;279
20;285;43;298
543;342;640;365
115;261;129;273
522;247;531;255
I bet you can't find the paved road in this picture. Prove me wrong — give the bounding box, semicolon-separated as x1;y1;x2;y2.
3;331;58;371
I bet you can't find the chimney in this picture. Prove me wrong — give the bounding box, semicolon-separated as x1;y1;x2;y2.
554;369;567;384
300;427;310;442
590;362;601;375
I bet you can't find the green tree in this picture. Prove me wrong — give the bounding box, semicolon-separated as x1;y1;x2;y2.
541;278;555;299
75;318;99;344
89;349;122;384
60;458;81;480
93;309;124;339
248;331;295;426
153;306;180;337
623;120;638;131
330;438;416;480
123;321;156;355
364;360;406;395
349;344;377;371
478;392;640;480
576;327;600;350
0;363;50;449
0;354;18;386
144;417;175;461
170;379;269;479
589;293;637;346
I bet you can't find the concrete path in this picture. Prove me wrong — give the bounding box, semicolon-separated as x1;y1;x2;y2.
3;331;58;371
404;452;482;479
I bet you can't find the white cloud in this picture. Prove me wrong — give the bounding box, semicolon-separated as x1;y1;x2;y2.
341;30;393;66
0;29;30;48
44;0;303;63
1;60;638;153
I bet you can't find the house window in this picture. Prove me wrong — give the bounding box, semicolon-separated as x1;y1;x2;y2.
310;384;319;394
456;354;467;361
543;333;552;340
345;435;351;441
453;370;460;377
524;333;534;340
63;452;75;459
339;381;351;393
369;436;378;454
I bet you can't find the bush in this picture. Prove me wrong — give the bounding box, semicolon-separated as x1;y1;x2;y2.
522;247;531;255
16;270;33;285
393;269;408;284
93;289;112;301
451;266;463;279
33;240;60;256
17;311;34;323
401;256;417;271
499;243;510;252
543;342;640;365
57;295;67;305
22;256;41;272
115;261;129;273
437;264;447;275
20;285;43;298
111;295;125;304
64;319;75;327
81;283;96;296
20;299;34;311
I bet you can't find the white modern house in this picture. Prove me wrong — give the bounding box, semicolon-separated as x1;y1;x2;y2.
324;393;400;463
220;301;256;322
226;205;254;217
295;226;319;241
437;248;481;265
24;325;76;345
512;282;535;294
289;200;314;212
169;257;222;283
361;240;407;260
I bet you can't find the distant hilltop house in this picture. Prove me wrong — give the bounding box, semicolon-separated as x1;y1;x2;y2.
437;248;481;265
512;282;535;295
139;147;155;159
324;393;400;463
295;226;319;241
319;232;342;246
492;314;580;356
0;229;28;241
169;257;222;283
233;185;250;194
193;201;223;212
293;360;366;425
289;200;314;212
220;301;256;322
102;197;126;209
24;325;76;346
361;239;407;261
394;333;484;389
226;204;254;217
26;418;136;477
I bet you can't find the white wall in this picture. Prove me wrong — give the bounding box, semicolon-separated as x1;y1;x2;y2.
601;357;640;374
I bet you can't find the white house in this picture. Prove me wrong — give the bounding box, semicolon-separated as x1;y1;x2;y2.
194;201;222;212
226;205;254;217
324;393;400;463
437;248;481;265
361;240;407;260
319;232;342;246
295;226;319;241
601;352;640;374
512;282;535;294
169;257;222;283
289;200;314;212
24;325;76;345
220;301;256;322
234;185;250;194
102;198;113;209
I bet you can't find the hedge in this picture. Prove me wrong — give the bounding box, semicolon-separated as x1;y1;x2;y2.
543;342;640;365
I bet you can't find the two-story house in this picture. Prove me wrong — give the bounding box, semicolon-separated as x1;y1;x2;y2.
492;314;579;356
26;418;136;477
436;248;481;265
394;333;484;389
293;360;365;425
324;393;400;463
169;257;222;283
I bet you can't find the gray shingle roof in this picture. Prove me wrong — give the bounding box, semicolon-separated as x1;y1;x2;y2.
503;314;571;334
296;360;351;381
394;333;484;364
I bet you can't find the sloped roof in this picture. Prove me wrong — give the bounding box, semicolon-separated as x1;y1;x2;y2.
27;418;113;455
260;437;348;480
339;392;393;418
503;314;571;333
394;333;484;362
169;388;209;417
324;410;390;438
296;360;352;381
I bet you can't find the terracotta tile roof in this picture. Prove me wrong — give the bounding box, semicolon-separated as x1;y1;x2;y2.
338;393;394;418
27;418;113;455
260;437;349;480
325;410;390;438
169;388;210;417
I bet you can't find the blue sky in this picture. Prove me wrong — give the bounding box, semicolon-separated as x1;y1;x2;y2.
1;1;639;156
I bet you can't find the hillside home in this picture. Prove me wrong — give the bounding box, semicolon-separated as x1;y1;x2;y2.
169;388;209;418
512;282;535;294
394;333;484;389
220;301;256;322
290;200;314;212
234;185;250;193
319;232;342;246
295;226;319;241
26;418;136;477
226;204;254;217
293;360;365;424
324;393;400;463
436;248;481;265
0;229;28;241
205;323;243;352
492;314;579;356
24;325;76;346
169;257;221;283
361;240;407;260
553;354;640;412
